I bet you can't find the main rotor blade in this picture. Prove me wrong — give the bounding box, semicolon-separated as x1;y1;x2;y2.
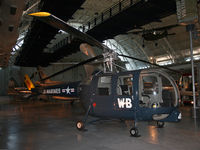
29;12;105;50
41;55;103;81
119;54;181;74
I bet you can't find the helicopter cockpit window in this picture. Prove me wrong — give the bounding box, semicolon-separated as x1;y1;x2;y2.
139;75;162;108
97;76;112;96
143;76;159;95
117;74;133;96
161;76;176;107
139;71;178;108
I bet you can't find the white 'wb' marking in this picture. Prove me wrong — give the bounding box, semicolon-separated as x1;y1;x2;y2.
117;98;132;108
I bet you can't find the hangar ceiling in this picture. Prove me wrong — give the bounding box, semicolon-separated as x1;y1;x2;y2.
1;0;200;73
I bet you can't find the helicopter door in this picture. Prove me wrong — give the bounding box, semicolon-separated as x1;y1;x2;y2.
139;73;163;108
91;75;113;115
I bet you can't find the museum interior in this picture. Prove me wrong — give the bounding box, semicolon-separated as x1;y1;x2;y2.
0;0;200;150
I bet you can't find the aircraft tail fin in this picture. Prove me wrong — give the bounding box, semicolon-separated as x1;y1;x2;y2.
24;74;35;90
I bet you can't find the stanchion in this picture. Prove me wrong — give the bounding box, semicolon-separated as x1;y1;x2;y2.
186;24;198;118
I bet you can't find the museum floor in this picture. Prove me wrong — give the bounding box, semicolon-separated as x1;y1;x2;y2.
0;96;199;150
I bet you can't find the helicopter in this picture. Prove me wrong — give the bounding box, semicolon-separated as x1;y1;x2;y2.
128;24;178;47
27;12;182;137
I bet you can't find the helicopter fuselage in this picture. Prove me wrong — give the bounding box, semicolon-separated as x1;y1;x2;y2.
36;69;181;123
142;30;168;41
80;69;181;122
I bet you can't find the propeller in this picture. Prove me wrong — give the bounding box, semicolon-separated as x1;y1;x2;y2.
29;12;181;81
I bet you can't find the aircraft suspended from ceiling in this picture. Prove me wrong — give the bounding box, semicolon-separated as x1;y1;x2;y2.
26;12;182;137
128;24;179;47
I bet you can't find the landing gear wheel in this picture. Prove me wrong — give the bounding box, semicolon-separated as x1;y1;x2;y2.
130;127;140;137
157;121;165;128
76;121;85;131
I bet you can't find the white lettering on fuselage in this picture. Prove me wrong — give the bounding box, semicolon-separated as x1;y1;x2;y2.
42;86;75;95
43;88;61;94
117;98;132;108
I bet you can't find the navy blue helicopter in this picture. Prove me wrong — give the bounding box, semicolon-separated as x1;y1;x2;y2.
28;12;181;137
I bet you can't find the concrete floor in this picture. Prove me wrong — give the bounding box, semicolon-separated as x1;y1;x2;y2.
0;96;200;150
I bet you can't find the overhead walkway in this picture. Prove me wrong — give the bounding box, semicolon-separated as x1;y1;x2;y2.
85;0;176;41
